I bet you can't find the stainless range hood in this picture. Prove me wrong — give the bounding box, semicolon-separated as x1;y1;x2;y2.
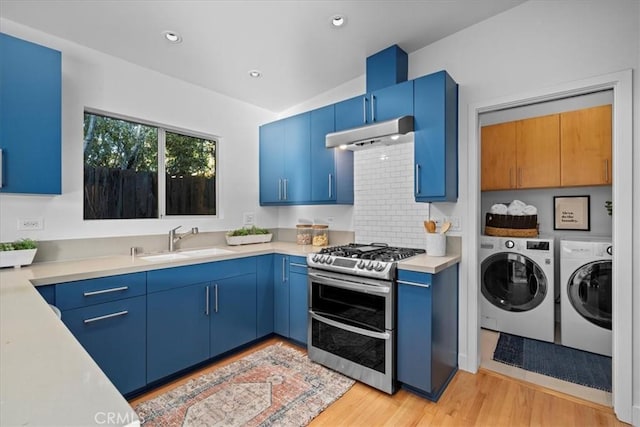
325;116;414;151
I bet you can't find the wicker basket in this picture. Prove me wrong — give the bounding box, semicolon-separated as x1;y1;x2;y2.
484;213;538;237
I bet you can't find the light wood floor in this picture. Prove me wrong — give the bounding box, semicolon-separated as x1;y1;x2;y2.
130;338;627;426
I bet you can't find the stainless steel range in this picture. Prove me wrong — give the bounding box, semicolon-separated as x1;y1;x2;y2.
306;243;425;394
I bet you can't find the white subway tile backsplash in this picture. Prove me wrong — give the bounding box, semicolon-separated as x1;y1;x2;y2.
353;141;430;248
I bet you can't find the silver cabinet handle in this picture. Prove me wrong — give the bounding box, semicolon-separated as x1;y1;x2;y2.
214;284;219;313
328;173;333;199
371;94;376;122
604;159;609;182
205;285;210;316
362;96;367;123
397;279;431;289
283;179;288;200
83;286;129;297
282;257;289;282
278;178;282;200
415;164;421;195
290;263;307;268
84;310;128;324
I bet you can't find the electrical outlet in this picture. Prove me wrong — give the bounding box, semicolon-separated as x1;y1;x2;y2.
243;212;255;226
18;217;44;231
326;217;335;223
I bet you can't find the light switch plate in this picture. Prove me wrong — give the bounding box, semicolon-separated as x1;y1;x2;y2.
243;212;255;226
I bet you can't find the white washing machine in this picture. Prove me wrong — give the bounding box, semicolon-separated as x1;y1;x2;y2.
560;239;612;356
480;235;555;342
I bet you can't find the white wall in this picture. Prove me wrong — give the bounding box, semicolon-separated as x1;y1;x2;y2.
0;19;279;242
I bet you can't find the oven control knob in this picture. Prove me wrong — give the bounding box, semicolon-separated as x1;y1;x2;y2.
505;240;515;249
321;255;329;264
374;262;385;271
366;261;374;270
325;257;333;265
357;260;366;269
312;255;320;263
607;246;612;255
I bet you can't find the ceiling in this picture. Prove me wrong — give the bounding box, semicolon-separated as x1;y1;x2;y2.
0;0;525;112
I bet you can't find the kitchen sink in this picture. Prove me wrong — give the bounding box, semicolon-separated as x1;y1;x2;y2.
139;247;234;262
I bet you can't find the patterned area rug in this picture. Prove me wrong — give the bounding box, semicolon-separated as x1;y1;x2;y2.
134;344;355;426
492;333;612;392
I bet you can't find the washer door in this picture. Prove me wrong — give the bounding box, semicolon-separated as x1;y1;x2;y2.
481;252;548;312
567;260;612;329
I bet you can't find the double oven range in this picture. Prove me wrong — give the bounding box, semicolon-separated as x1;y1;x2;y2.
306;243;425;394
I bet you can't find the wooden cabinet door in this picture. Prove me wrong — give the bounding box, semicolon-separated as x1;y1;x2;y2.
516;114;560;189
481;121;516;191
560;105;612;186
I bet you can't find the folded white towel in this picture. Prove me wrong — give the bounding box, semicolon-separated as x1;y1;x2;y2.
509;199;526;208
490;204;508;214
523;205;538;215
507;205;524;215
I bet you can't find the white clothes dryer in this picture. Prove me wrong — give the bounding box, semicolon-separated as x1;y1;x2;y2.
560;239;612;356
480;235;555;342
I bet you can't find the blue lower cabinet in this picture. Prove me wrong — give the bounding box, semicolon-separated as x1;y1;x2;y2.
146;282;210;383
397;265;458;400
273;254;290;337
61;295;146;395
210;274;257;357
289;258;308;344
256;255;274;338
35;285;55;305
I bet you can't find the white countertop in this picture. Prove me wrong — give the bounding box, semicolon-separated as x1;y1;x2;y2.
0;241;459;426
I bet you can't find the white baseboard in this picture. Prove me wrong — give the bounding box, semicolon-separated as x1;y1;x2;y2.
631;404;640;427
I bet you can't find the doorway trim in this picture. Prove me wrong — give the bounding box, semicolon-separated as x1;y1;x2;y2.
465;69;633;423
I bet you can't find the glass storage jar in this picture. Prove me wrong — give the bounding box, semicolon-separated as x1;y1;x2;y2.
296;224;313;245
312;225;329;246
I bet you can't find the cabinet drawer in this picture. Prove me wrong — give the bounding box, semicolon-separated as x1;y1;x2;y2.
56;273;146;310
397;269;432;287
61;295;146;395
211;257;257;281
289;256;307;274
147;263;213;293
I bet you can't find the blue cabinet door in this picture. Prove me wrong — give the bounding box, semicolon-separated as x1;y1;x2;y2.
273;254;290;337
370;80;414;123
283;112;311;203
259;120;285;204
335;95;367;131
311;105;336;202
256;254;274;338
210;273;257;357
0;33;61;194
147;282;210;383
289;258;308;345
397;266;458;400
35;285;55;305
397;272;433;393
62;295;146;395
414;71;458;202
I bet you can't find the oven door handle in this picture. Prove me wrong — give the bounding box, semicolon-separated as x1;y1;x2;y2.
310;311;391;340
308;272;390;295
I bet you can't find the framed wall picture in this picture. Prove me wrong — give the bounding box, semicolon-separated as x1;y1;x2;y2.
554;196;590;231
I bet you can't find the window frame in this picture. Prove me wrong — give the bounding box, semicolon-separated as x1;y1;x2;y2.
84;108;220;220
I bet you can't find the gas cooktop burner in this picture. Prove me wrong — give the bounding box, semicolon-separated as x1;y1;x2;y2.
318;243;425;262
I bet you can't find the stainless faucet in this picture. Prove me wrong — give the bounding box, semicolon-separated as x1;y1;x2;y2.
168;226;199;252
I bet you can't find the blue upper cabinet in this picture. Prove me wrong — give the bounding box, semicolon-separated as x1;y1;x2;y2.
310;105;353;204
0;33;61;194
334;80;414;131
259;112;311;205
413;71;458;202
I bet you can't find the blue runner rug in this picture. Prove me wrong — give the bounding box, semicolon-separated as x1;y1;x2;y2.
492;333;612;392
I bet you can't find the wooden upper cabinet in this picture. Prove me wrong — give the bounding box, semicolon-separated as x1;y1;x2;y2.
560;105;612;186
481;121;517;191
516;114;560;189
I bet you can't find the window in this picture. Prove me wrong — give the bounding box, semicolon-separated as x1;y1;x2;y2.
83;111;217;219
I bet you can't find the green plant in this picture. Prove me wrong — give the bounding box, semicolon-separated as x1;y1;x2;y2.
0;238;38;251
227;226;270;236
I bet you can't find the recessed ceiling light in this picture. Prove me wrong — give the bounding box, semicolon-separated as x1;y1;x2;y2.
162;31;182;43
249;70;262;78
331;15;347;28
